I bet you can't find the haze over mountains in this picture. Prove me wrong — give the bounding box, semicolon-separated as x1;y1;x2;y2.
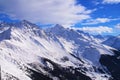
0;20;120;80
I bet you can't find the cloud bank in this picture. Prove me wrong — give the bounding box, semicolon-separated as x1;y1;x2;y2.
103;0;120;4
82;18;120;25
73;26;113;34
115;23;120;29
0;0;93;27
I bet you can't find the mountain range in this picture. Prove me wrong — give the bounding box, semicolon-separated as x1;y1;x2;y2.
0;20;120;80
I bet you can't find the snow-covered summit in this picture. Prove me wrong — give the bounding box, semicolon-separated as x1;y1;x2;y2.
19;20;40;29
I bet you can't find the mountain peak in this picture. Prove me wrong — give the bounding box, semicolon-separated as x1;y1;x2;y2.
20;20;34;26
0;21;9;27
21;20;31;24
46;24;68;36
17;20;40;29
54;24;65;29
55;24;63;27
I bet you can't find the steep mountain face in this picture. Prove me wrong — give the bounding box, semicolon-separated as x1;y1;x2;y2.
103;35;120;50
92;35;111;43
0;21;118;80
101;35;120;80
100;50;120;80
46;24;113;66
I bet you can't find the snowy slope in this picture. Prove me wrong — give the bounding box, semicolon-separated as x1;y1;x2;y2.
46;24;113;65
0;21;115;80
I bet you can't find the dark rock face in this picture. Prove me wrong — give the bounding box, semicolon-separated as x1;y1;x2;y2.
28;58;92;80
100;50;120;80
28;69;53;80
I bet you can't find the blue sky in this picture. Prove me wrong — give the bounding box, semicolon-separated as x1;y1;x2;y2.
0;0;120;35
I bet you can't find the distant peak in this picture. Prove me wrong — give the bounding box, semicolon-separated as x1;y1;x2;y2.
53;24;65;30
56;24;65;27
55;24;63;27
0;21;7;25
0;21;11;28
21;20;32;24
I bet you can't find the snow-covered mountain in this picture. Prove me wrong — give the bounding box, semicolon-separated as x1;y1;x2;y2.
92;34;111;43
0;21;120;80
103;35;120;50
46;24;113;65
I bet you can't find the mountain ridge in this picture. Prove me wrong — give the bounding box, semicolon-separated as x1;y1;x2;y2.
0;20;120;80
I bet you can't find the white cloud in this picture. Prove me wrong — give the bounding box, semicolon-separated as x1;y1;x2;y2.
103;0;120;4
73;26;113;34
0;0;93;27
82;18;120;25
96;18;110;23
115;23;120;29
92;1;100;5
